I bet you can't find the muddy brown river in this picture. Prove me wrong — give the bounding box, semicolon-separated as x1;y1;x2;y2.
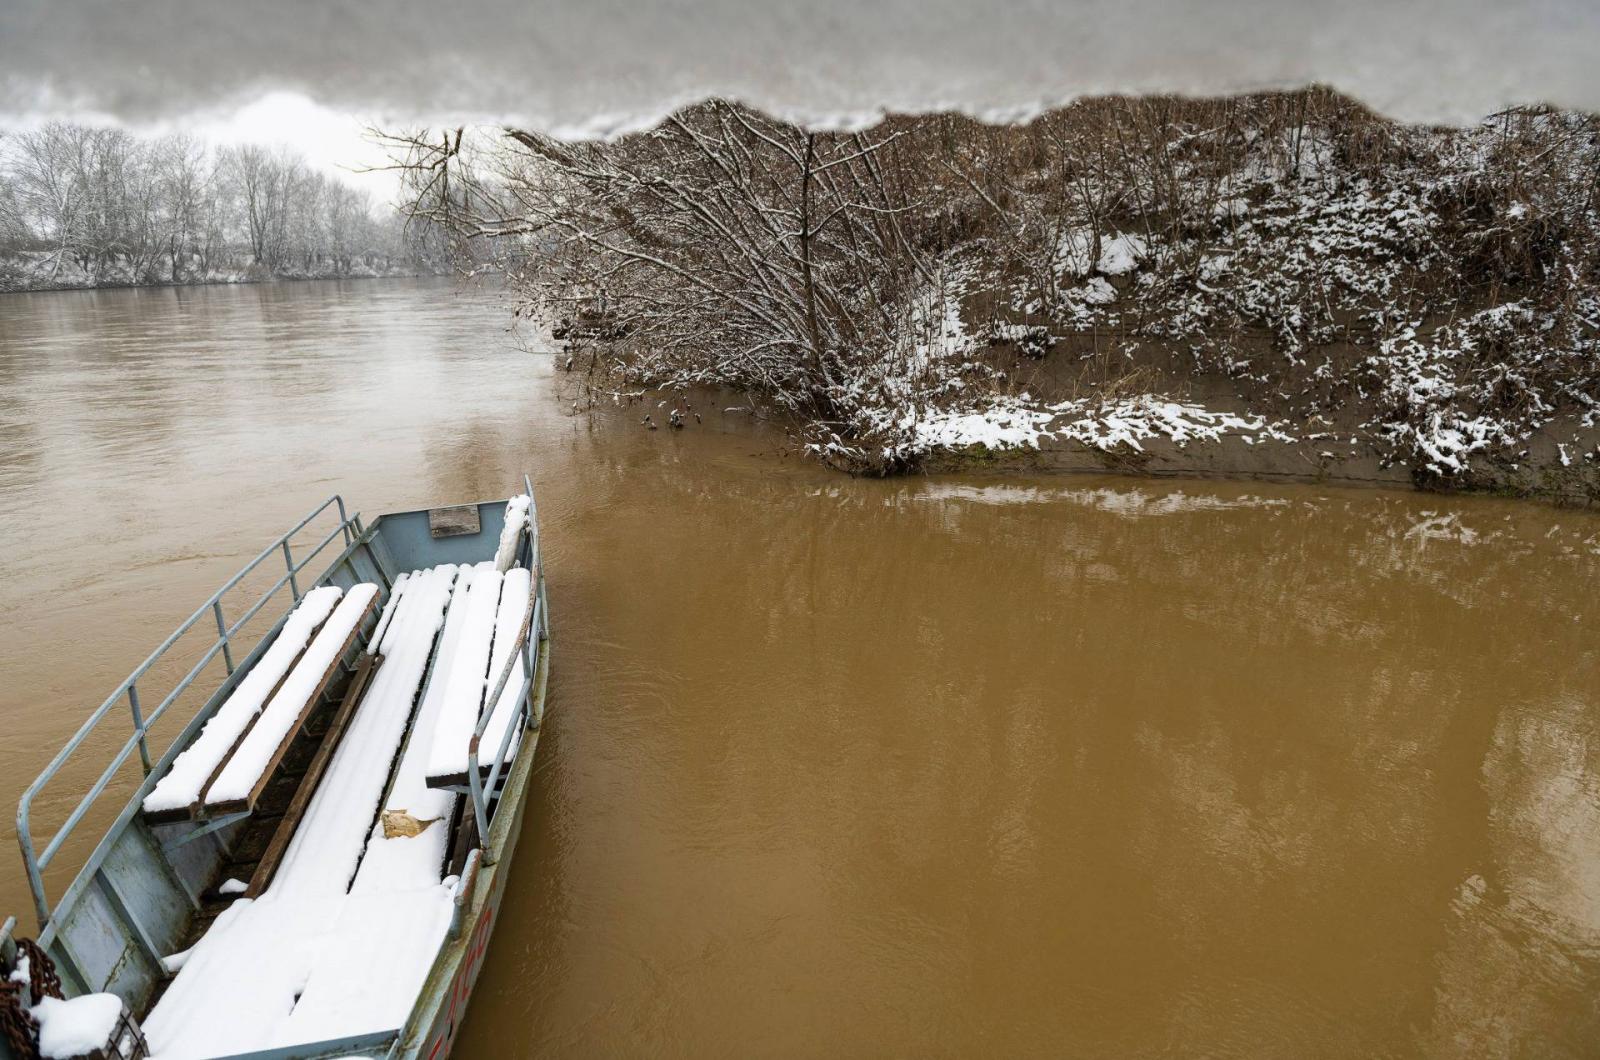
3;277;1600;1057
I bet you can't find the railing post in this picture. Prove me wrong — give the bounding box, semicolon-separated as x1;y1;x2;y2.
467;746;491;861
213;600;235;674
18;803;50;929
282;540;301;601
523;614;538;733
539;574;550;642
127;684;151;774
524;608;536;680
16;494;351;934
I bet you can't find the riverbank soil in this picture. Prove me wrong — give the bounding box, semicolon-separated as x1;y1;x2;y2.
905;296;1600;501
918;335;1600;502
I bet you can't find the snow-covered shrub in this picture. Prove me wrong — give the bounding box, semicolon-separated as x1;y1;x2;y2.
396;91;1600;477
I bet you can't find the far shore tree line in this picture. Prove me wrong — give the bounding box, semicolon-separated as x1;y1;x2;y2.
0;123;445;290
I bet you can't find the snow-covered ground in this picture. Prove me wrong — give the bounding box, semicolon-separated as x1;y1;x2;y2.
781;105;1600;490
904;395;1297;457
0;251;429;293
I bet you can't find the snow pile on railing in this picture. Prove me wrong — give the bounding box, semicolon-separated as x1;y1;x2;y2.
493;493;531;571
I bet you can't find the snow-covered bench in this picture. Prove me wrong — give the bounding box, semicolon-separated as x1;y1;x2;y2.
141;586;344;823
139;584;378;824
201;585;380;815
145;563;466;1055
423;564;535;789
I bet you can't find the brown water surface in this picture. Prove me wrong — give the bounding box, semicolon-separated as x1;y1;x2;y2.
3;278;1600;1057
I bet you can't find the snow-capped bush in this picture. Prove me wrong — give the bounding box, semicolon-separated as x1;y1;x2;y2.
400;90;1600;479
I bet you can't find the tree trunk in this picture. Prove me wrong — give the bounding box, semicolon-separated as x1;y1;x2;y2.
798;133;826;390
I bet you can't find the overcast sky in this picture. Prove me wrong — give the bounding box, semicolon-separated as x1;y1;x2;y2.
5;0;1597;142
189;93;403;200
2;0;1596;203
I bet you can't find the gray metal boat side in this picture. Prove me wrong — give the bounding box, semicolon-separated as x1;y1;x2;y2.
4;482;549;1060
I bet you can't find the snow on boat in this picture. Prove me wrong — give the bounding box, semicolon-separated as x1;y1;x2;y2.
1;483;550;1059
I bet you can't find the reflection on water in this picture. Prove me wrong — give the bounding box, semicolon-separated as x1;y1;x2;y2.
1422;699;1600;1058
2;279;1600;1056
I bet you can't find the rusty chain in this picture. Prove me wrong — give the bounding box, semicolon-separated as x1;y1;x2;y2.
0;972;40;1059
18;940;62;1003
1;937;65;1060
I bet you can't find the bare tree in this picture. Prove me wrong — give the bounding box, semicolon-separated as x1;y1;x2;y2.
8;122;96;277
0;133;31;250
383;92;1600;476
152;134;213;281
2;125;427;289
390;102;955;446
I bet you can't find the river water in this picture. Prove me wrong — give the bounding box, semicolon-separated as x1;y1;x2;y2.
2;277;1600;1057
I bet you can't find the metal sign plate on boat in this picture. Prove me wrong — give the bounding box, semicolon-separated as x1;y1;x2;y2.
428;505;480;538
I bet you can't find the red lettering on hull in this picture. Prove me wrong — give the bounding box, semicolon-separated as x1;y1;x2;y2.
423;883;502;1058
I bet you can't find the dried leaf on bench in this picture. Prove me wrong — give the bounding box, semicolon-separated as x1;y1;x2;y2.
381;809;441;839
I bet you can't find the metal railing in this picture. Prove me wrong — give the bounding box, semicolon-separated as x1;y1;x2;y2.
16;496;361;927
465;477;546;856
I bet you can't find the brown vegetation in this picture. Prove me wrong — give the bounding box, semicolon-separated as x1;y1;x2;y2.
392;90;1600;481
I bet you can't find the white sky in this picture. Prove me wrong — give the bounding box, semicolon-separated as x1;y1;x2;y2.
186;93;406;204
3;0;1597;187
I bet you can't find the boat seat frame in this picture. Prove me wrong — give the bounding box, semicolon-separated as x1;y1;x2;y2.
140;605;337;829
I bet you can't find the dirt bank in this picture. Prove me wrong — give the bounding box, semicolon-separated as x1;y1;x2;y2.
902;334;1600;504
613;379;1600;506
505;95;1600;494
923;422;1600;505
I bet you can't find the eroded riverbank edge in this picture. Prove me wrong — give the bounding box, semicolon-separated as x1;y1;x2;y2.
607;380;1600;507
920;429;1600;506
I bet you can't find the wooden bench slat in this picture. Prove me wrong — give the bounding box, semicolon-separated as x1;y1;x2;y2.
425;566;535;790
142;586;345;824
203;587;380;815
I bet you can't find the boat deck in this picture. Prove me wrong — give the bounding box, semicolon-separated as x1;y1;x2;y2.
9;488;548;1060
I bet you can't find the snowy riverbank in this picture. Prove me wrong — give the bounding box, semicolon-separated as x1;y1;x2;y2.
0;251;436;293
389;92;1600;501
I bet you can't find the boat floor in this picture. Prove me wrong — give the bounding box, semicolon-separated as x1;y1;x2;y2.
142;561;507;1058
147;669;364;1012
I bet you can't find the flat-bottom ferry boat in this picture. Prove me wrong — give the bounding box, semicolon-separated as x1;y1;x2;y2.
1;482;549;1060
